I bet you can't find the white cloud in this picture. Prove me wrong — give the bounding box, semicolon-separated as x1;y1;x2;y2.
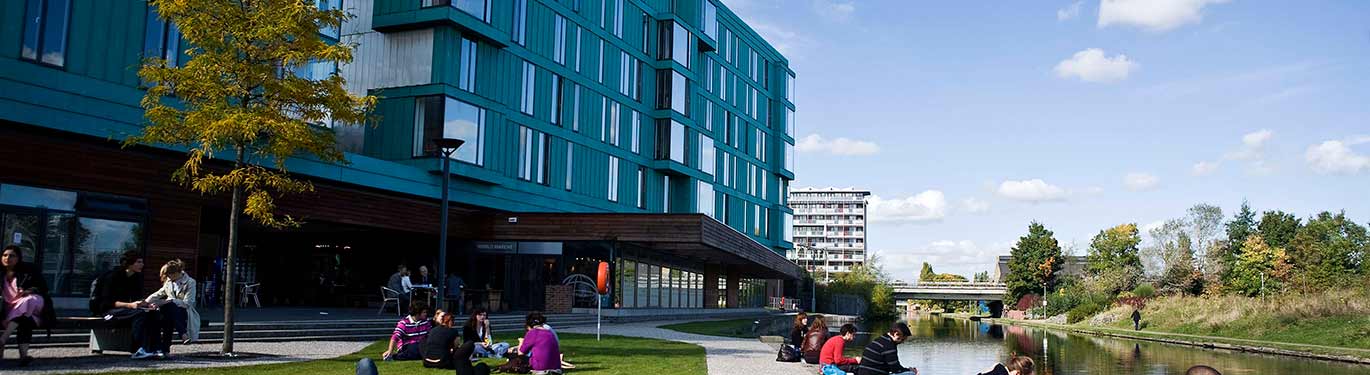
1141;219;1168;234
1224;129;1274;161
1305;138;1370;175
810;0;855;23
1192;130;1276;176
996;179;1069;202
868;191;947;224
1191;161;1220;176
1054;48;1138;83
795;134;880;156
1123;172;1160;191
961;198;991;214
1098;0;1230;32
1057;1;1083;21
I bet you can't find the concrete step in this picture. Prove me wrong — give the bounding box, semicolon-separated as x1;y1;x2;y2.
31;315;602;347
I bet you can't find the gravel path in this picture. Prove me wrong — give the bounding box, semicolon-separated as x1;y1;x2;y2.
561;322;816;375
0;340;370;374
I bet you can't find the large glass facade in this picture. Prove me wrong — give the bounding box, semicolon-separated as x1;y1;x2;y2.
0;184;146;297
615;257;703;308
415;96;485;165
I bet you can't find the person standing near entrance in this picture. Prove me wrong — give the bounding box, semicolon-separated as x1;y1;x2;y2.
1;245;55;366
387;265;413;315
1131;309;1142;331
446;273;465;314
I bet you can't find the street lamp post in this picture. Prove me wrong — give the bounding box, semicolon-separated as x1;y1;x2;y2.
433;138;465;311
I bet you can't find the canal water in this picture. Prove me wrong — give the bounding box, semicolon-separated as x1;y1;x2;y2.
814;315;1370;374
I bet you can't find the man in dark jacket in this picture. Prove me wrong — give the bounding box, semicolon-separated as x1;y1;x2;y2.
92;251;169;359
857;322;918;375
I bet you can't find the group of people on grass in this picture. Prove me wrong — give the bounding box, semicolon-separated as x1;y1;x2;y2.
1;247;200;365
786;312;1035;375
379;300;566;375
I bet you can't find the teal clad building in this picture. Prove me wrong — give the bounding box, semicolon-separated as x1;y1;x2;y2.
0;0;801;313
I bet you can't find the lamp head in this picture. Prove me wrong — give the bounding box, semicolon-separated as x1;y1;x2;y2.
433;138;466;155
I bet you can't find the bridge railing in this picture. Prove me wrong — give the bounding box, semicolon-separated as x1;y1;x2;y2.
903;281;1007;289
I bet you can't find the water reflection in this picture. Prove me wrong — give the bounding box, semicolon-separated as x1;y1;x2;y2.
871;315;1369;375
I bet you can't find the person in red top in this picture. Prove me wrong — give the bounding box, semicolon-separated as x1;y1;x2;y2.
820;323;862;373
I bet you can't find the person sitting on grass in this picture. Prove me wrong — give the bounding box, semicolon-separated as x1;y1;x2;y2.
421;309;461;369
463;308;510;358
382;300;431;361
979;354;1034;375
516;312;562;375
857;322;917;375
820;323;862;374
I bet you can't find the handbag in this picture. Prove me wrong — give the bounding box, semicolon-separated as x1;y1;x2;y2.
775;344;801;362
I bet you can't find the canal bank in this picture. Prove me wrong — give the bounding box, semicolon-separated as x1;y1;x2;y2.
986;318;1370;365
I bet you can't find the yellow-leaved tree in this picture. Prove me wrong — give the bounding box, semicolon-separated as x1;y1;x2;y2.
127;0;375;354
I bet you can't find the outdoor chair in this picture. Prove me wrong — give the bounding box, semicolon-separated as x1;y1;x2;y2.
379;286;401;316
240;283;262;308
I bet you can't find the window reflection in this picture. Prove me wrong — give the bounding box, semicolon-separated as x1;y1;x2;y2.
0;184;77;210
72;218;142;296
416;96;486;165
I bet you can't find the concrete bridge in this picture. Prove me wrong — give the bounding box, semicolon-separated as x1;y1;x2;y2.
892;282;1007;301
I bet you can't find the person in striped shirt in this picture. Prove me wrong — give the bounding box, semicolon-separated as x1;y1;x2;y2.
856;322;917;375
382;300;432;361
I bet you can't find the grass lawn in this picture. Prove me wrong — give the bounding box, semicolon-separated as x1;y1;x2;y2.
107;332;705;375
659;318;759;338
1100;292;1370;350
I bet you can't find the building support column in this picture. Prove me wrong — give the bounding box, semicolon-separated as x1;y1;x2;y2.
726;268;740;309
703;265;721;309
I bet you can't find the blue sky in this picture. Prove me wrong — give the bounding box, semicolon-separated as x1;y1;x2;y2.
727;0;1370;280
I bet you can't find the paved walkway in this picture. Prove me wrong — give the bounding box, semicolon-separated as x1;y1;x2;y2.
561;321;815;375
1;340;370;374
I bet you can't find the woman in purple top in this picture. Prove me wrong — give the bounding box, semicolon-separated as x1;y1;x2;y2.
516;312;562;375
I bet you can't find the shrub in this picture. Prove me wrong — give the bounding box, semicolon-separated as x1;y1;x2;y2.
1067;300;1108;324
1132;283;1155;298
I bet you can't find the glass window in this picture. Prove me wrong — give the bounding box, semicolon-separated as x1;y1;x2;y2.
554;15;567;64
636;167;646;209
415;96;485;165
574;27;583;72
315;0;341;38
673;23;690;68
785;107;795;136
512;0;527;45
671;71;688;115
697;180;715;218
608;156;620;202
656;120;686;163
0;184;77;210
609;101;620;146
755;129;766;162
636;262;649;307
703;0;717;39
565;143;574;191
552;75;563;125
704;101;713;132
459;38;477;92
612;0;623;37
521;61;535;115
21;0;70;67
783;212;794;242
630;111;641;154
572;84;581;131
640;12;650;54
786;72;796;103
517;127;548;184
662;175;671;212
648;265;660;307
620;259;635;308
698;135;715;175
597;39;605;83
72;218;143;296
784;142;794;172
143;4;180;66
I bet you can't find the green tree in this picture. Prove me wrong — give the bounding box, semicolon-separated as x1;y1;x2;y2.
1226;235;1292;297
973;271;991;283
1218;200;1258;288
129;0;375;354
1085;223;1144;295
919;262;936;282
1288;212;1369;290
1258;210;1302;250
1004;222;1063;305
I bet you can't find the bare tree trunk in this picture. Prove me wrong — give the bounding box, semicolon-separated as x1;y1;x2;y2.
222;145;244;355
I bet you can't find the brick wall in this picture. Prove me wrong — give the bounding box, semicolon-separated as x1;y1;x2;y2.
545;285;572;314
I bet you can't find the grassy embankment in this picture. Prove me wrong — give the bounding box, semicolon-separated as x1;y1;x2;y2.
110;332;706;375
660;318;760;338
